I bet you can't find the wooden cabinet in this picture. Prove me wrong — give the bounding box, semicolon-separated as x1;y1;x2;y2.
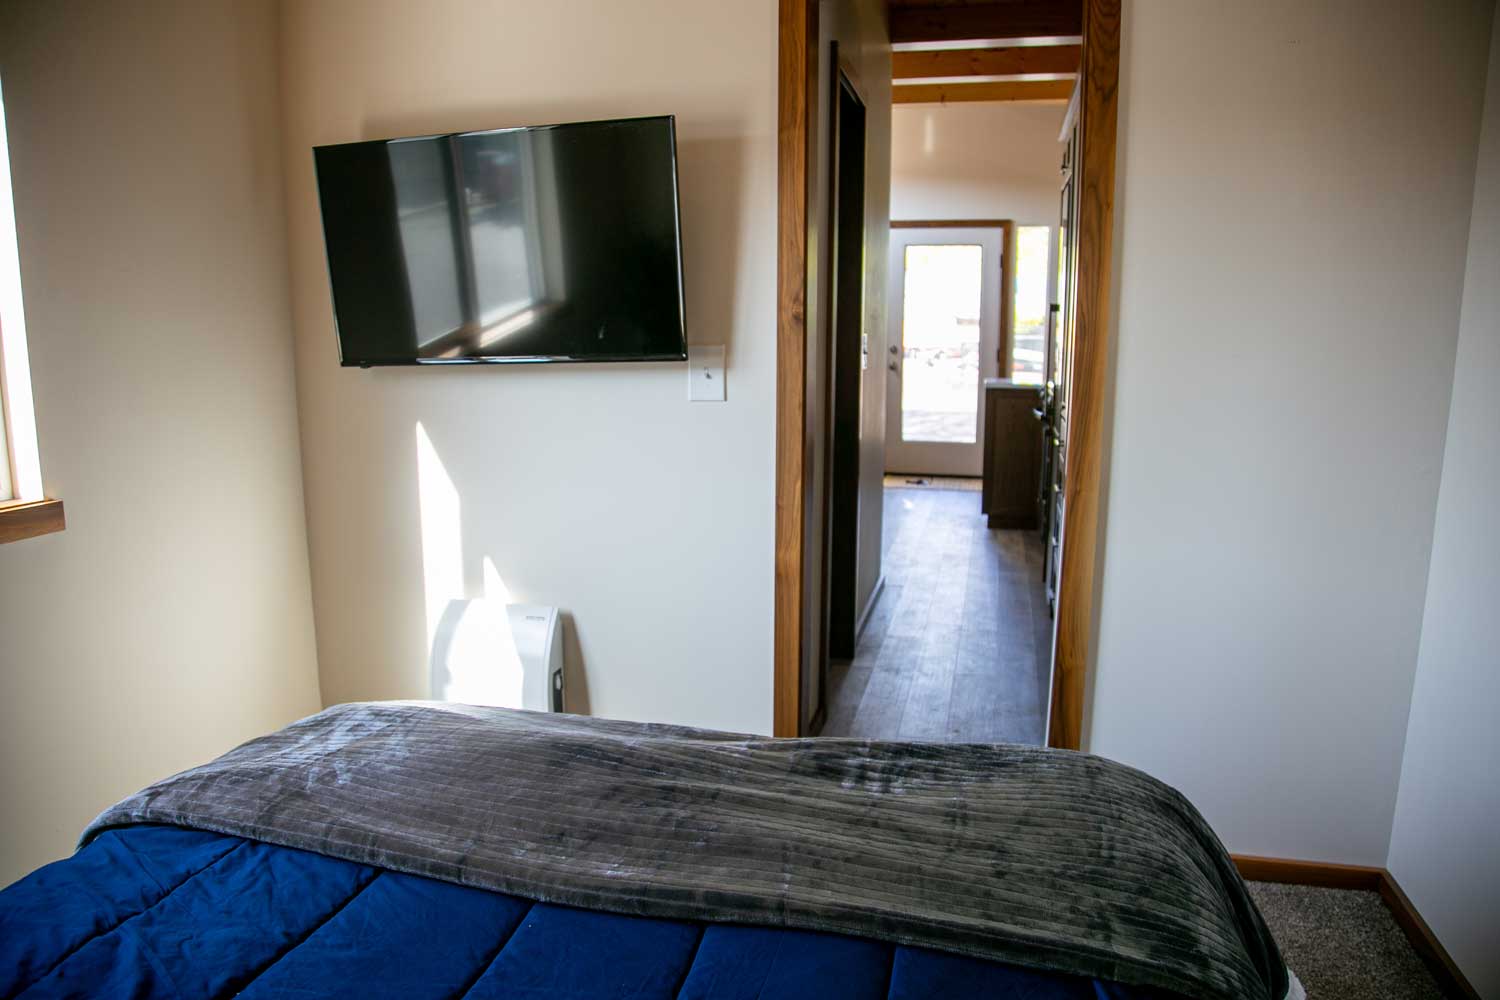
981;380;1044;530
1041;105;1082;615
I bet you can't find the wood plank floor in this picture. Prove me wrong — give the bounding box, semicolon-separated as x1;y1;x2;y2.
819;485;1052;745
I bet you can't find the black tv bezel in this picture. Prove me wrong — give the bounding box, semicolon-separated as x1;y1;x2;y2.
313;114;688;368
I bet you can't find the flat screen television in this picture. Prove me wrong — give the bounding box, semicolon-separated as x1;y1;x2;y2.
313;115;686;366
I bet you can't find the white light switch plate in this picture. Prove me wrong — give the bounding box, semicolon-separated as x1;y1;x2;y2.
688;345;726;402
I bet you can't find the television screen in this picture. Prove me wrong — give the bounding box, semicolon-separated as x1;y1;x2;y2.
314;116;686;365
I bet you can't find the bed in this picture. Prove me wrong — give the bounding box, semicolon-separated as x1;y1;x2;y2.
0;702;1302;1000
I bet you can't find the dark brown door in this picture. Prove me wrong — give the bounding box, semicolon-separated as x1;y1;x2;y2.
820;56;868;683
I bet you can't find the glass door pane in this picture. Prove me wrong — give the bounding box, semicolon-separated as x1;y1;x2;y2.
1011;225;1051;385
899;243;983;443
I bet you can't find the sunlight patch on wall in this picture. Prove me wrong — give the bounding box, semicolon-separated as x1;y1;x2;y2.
418;422;529;708
416;421;463;652
482;555;511;603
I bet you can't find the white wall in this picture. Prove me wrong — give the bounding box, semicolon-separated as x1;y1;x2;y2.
1089;0;1492;865
0;0;322;885
1386;12;1500;996
891;102;1065;225
278;0;777;734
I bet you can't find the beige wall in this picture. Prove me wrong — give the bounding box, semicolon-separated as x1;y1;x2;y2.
278;0;778;733
1387;11;1500;996
0;0;322;885
1089;0;1492;866
891;102;1065;225
801;0;892;727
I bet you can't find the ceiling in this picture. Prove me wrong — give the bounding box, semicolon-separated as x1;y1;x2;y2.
885;0;1081;106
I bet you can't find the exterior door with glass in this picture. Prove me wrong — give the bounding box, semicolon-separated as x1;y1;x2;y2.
885;226;1004;477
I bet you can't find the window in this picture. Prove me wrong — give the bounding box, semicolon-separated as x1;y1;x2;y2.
0;73;62;541
1010;225;1053;385
899;243;985;444
0;382;10;501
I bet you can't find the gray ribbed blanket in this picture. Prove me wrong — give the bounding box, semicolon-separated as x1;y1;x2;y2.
83;701;1288;1000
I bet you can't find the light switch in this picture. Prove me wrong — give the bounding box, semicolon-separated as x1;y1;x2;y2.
688;345;726;402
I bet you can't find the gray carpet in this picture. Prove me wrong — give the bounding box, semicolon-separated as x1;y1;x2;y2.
1249;882;1449;999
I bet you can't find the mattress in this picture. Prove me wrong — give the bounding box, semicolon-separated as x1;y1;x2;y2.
1;824;1168;999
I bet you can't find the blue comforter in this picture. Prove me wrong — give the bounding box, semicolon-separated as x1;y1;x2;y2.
1;825;1167;999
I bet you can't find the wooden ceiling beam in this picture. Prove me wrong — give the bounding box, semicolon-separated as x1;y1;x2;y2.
889;2;1083;45
892;44;1080;80
893;79;1076;104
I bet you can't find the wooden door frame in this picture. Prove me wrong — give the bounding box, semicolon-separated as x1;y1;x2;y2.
775;0;817;737
775;0;1121;746
1045;0;1120;750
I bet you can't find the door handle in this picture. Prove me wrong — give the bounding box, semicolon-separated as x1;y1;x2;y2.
888;361;899;374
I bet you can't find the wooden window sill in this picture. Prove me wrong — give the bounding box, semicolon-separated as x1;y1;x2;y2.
0;497;65;544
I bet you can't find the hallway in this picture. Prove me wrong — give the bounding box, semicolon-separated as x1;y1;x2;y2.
820;483;1053;744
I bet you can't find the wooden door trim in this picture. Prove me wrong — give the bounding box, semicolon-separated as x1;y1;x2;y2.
775;0;817;737
1046;0;1120;751
891;219;1009;228
889;218;1014;379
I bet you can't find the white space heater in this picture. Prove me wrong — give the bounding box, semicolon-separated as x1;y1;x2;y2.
430;600;564;713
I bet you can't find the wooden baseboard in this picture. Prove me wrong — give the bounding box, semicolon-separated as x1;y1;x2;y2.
1232;855;1479;1000
1377;869;1481;1000
1231;854;1383;891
